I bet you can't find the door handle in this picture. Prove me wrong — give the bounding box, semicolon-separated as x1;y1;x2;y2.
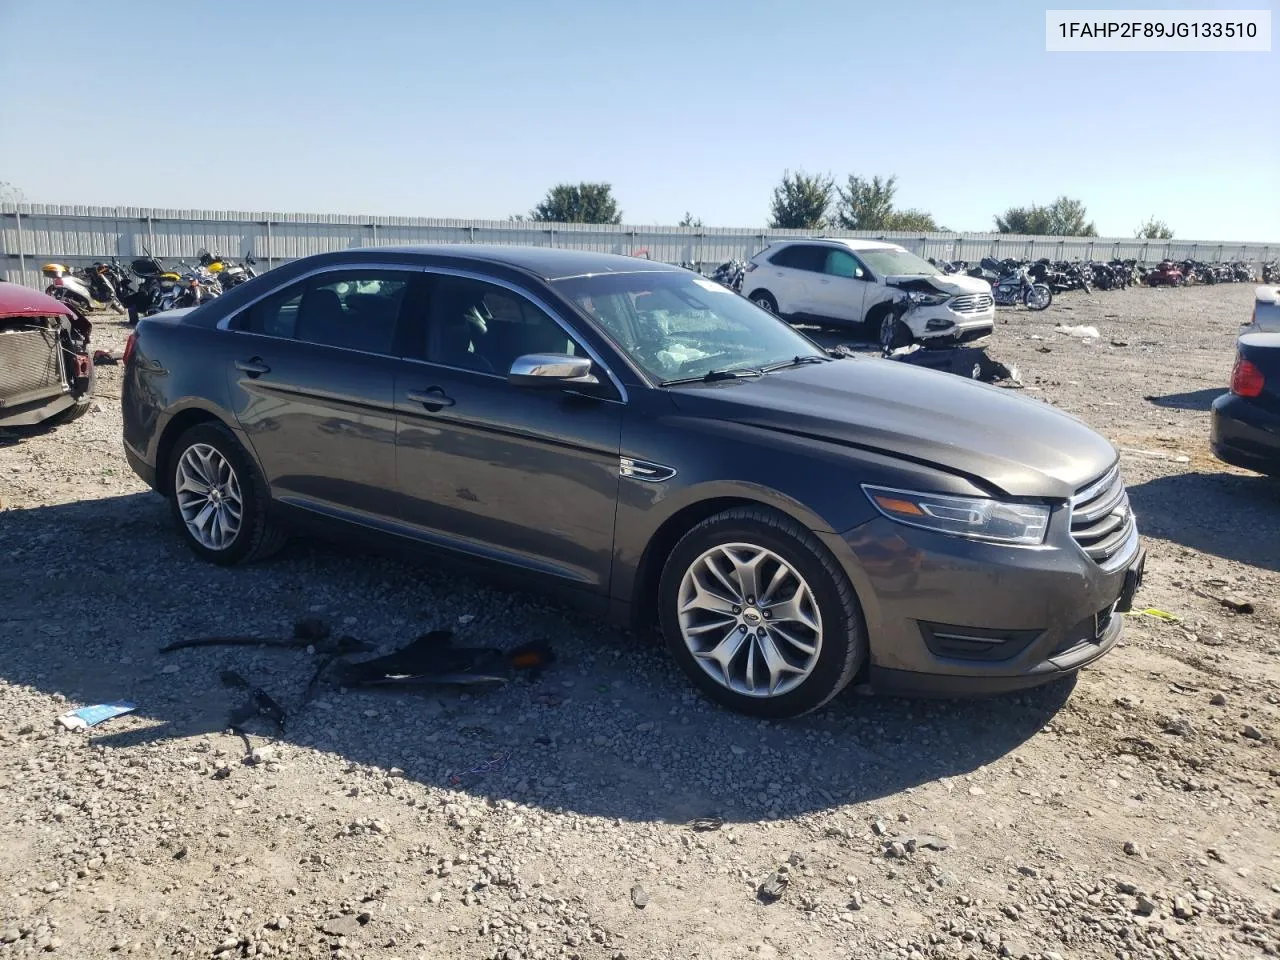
235;357;270;377
406;386;455;411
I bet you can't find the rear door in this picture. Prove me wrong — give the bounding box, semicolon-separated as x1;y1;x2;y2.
758;243;827;315
810;247;873;325
225;266;422;519
389;272;625;591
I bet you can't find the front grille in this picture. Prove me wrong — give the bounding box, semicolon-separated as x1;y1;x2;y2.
0;327;63;404
950;293;994;315
1070;466;1136;568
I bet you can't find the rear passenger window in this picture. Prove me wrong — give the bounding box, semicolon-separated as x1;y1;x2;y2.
769;245;827;272
240;271;411;354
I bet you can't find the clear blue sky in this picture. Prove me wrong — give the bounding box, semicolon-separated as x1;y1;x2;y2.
1;0;1275;239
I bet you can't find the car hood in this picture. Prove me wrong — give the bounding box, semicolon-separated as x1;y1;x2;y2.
885;273;991;296
666;358;1116;499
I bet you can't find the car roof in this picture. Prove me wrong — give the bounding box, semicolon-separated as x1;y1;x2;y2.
0;281;74;319
765;238;904;253
367;245;683;281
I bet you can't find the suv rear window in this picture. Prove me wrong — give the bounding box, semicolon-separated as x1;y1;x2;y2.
767;245;827;272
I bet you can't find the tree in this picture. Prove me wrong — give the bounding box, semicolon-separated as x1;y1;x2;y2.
885;209;944;232
507;213;526;222
834;174;897;230
834;174;944;232
1135;216;1174;239
768;170;833;229
995;196;1096;236
678;211;704;228
0;181;25;203
529;182;622;224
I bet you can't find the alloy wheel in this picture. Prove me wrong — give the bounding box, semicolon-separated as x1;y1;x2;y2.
676;542;824;698
175;443;243;551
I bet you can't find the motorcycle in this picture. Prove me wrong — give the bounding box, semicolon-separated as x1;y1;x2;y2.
712;259;746;292
199;250;258;290
992;265;1053;310
1146;261;1184;287
41;262;123;315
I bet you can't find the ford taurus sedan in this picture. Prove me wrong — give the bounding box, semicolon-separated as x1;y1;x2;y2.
121;246;1144;717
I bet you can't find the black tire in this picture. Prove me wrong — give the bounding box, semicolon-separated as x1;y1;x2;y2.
880;316;914;352
748;290;778;315
166;421;287;566
48;358;96;426
657;507;867;718
1024;284;1053;311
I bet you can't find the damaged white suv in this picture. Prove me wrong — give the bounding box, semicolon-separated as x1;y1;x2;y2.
743;239;994;348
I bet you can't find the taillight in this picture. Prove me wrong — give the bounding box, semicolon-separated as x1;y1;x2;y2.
123;332;138;367
1231;357;1264;398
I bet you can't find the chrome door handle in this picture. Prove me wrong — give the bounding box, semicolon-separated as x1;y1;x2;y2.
235;357;270;377
407;387;455;410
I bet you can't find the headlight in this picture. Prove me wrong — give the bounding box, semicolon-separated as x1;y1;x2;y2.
862;485;1051;545
907;291;950;306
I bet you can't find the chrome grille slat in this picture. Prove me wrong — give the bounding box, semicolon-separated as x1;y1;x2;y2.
950;293;994;315
1069;465;1136;568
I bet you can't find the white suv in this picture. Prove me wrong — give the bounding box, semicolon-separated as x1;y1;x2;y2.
743;239;995;348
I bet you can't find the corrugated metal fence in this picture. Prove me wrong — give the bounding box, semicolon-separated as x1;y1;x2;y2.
2;203;1275;288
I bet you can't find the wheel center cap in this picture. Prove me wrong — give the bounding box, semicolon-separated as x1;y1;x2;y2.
210;488;222;504
742;608;762;624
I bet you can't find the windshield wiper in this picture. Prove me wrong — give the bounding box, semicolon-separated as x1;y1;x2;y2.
761;354;829;373
659;366;763;386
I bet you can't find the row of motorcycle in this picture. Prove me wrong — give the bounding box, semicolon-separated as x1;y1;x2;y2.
41;251;258;323
932;256;1266;296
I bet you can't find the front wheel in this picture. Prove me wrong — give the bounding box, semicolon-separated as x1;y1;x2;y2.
1024;284;1053;310
166;421;287;566
658;507;866;718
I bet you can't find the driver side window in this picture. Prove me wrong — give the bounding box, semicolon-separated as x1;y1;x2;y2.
425;276;580;376
823;249;860;279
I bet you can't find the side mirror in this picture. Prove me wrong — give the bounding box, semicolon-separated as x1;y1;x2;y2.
854;267;865;279
508;353;598;388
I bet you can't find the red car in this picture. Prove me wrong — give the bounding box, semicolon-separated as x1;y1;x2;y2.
0;281;95;429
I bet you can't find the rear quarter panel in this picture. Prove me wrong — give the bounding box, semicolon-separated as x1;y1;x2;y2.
122;316;244;479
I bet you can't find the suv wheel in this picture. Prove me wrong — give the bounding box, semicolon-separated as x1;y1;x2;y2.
749;290;779;315
167;422;286;565
658;507;866;718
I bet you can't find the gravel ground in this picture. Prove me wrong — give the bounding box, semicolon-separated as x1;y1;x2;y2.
1;283;1277;960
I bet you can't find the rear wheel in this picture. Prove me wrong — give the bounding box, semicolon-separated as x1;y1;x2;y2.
166;421;286;565
748;290;778;315
658;507;866;718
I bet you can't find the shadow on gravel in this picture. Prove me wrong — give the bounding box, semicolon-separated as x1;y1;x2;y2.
1;492;1073;824
1144;387;1224;411
1129;471;1280;572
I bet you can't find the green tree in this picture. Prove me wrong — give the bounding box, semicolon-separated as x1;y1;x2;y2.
678;211;704;228
995;196;1096;236
1134;216;1174;239
834;174;898;230
768;170;834;229
835;174;944;232
529;182;622;224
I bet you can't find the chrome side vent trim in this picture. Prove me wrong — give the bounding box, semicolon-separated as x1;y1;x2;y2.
620;457;676;483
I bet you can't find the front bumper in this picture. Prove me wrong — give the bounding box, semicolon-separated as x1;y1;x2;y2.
910;305;995;345
822;511;1144;696
1211;393;1280;477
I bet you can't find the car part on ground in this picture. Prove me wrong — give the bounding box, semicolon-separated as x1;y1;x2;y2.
0;281;95;429
122;245;1143;715
1211;331;1280;477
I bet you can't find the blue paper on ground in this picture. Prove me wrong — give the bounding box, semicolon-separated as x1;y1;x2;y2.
67;702;137;727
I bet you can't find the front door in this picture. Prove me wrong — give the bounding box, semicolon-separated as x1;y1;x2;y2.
226;268;419;518
392;273;624;590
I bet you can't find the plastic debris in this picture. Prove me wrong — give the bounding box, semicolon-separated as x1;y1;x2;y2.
1122;608;1180;624
1055;324;1100;339
689;816;725;832
55;701;136;732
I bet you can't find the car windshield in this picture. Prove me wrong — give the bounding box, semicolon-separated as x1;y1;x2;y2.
856;246;939;278
553;271;826;383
